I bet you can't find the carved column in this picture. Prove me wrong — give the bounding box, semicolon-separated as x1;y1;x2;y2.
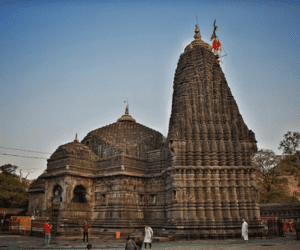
229;170;240;223
210;141;218;166
226;141;235;166
196;170;206;224
203;140;211;166
218;140;226;166
213;170;223;226
204;169;214;224
187;170;197;222
221;169;232;223
186;140;194;166
195;140;202;166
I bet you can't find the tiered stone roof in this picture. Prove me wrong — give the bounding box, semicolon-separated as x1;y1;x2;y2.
168;26;257;167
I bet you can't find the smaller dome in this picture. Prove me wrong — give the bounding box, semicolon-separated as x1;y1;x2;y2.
49;136;98;162
117;105;136;122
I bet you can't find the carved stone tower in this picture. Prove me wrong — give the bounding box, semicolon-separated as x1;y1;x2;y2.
165;25;262;237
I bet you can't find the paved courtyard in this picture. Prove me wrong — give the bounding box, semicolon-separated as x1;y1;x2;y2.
0;233;300;250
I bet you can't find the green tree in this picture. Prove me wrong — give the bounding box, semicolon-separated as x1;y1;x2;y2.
253;149;295;203
278;131;300;155
0;164;29;208
0;164;18;175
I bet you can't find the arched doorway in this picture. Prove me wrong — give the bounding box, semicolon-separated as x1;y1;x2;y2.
72;185;87;203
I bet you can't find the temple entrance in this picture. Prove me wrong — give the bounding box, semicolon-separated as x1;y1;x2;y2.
72;185;87;203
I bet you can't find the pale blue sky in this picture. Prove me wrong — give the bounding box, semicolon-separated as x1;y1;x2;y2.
0;0;299;179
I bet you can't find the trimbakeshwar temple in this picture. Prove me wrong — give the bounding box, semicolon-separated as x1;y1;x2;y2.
28;25;263;238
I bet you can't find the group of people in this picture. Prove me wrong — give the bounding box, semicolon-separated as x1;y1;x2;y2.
43;220;153;249
42;218;299;248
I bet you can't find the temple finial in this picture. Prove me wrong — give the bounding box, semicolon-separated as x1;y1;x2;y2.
74;133;79;142
117;100;136;122
194;24;201;40
125;98;129;115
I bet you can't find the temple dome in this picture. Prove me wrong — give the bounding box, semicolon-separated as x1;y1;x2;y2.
49;135;99;162
81;107;164;158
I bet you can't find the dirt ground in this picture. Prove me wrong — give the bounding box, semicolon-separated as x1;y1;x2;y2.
0;232;300;249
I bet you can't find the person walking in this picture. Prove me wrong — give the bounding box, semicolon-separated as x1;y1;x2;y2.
82;220;91;244
295;218;300;240
43;220;52;247
143;225;153;250
241;218;248;242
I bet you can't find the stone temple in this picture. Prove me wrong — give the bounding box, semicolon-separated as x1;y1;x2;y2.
28;26;263;238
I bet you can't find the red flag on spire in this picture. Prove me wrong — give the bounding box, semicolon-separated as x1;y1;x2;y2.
212;38;221;54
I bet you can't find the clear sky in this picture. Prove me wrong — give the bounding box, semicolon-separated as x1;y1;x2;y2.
0;0;299;180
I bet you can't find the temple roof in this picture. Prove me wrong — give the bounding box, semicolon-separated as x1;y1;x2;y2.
81;107;164;157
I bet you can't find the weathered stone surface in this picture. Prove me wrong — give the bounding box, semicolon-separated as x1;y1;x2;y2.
28;25;263;238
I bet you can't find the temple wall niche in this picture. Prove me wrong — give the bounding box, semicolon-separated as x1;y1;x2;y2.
28;193;45;217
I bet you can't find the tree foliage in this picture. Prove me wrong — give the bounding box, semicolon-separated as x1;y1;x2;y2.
254;149;299;203
278;131;300;155
0;164;18;175
0;164;29;208
253;149;280;178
